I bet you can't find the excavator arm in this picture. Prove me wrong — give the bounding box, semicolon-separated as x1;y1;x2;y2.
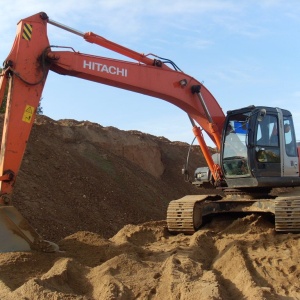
0;13;50;200
0;12;226;252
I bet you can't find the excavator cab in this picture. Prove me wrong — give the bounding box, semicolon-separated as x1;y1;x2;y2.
169;106;300;234
221;106;300;191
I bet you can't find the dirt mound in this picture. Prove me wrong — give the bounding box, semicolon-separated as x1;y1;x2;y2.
12;115;204;241
0;115;299;299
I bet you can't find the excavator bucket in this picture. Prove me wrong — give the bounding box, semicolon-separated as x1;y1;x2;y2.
0;206;58;252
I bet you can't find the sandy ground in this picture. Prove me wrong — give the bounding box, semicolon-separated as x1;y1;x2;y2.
1;214;300;300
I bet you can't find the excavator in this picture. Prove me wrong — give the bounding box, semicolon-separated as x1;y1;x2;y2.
0;12;299;252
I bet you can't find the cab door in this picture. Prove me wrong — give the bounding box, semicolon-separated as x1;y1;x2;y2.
281;115;299;177
253;113;281;177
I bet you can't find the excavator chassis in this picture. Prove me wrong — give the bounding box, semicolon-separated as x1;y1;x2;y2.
167;194;300;234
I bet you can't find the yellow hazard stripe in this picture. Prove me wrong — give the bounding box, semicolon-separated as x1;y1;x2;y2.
22;23;33;41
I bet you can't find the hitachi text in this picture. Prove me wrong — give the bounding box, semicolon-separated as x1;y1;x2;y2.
83;60;128;77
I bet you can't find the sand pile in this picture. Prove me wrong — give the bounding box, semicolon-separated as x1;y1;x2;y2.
1;215;299;299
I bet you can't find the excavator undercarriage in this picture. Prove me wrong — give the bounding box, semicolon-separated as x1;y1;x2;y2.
167;193;300;234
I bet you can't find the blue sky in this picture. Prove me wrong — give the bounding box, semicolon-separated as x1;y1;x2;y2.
1;1;300;146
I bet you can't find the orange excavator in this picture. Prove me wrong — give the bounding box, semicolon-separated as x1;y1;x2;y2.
0;12;300;252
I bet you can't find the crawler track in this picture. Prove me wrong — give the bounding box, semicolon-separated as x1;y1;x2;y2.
167;194;300;234
275;197;300;231
167;195;205;234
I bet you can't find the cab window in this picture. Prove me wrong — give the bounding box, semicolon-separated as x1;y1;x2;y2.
255;114;280;163
283;117;297;157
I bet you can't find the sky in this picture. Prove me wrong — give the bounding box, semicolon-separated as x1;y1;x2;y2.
1;0;300;146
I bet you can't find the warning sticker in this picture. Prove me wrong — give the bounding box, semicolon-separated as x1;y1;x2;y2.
22;105;34;123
